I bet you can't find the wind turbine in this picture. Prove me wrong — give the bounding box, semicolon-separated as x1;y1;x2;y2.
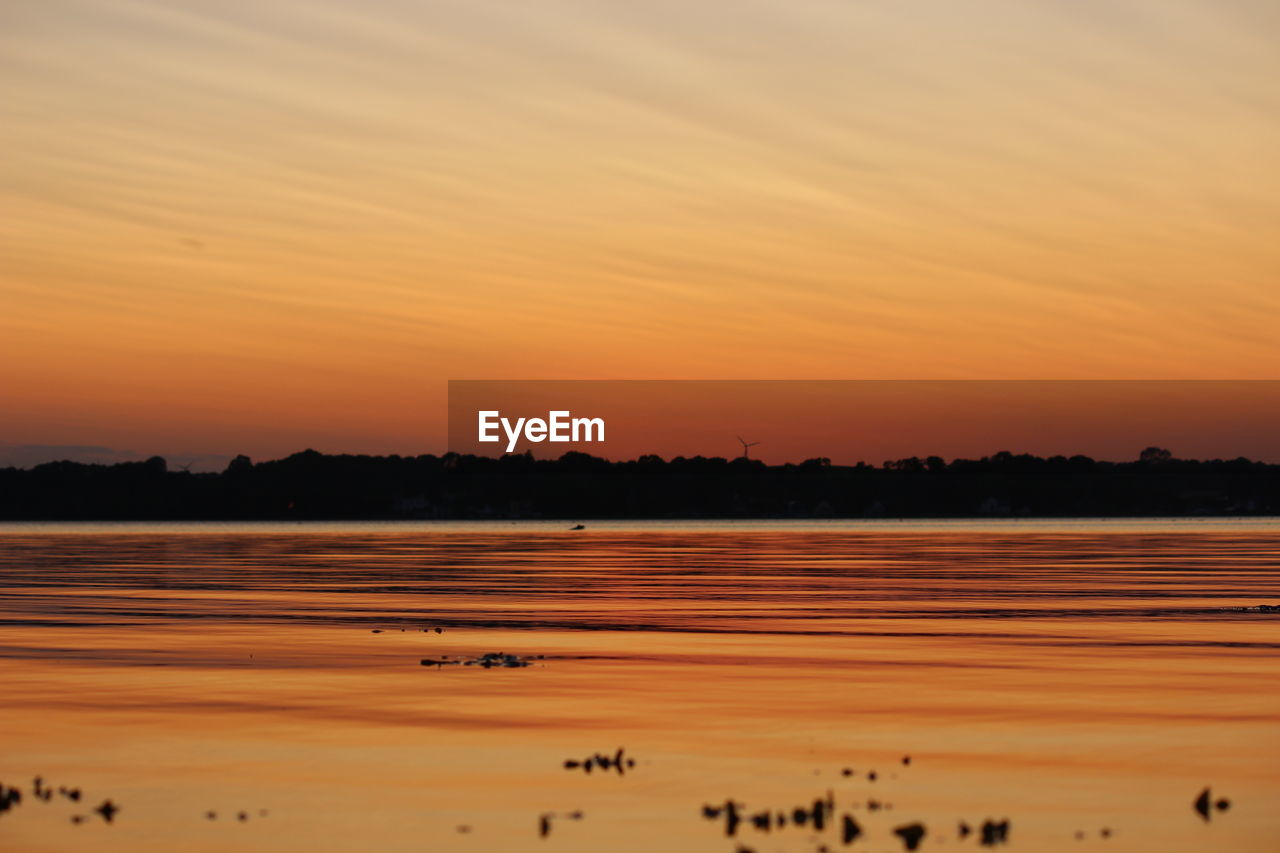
736;435;760;459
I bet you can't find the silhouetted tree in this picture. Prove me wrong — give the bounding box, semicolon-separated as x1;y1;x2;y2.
1140;446;1174;463
0;448;1275;520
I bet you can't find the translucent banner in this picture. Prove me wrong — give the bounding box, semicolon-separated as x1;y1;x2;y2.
447;380;1280;463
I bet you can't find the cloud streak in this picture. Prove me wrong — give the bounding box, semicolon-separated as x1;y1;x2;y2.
2;0;1277;458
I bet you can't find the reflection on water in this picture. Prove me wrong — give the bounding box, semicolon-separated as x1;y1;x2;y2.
1;520;1278;852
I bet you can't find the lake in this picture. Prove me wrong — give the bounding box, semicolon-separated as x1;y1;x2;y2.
1;519;1278;852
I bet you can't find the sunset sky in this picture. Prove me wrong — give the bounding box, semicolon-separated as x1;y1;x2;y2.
3;0;1278;468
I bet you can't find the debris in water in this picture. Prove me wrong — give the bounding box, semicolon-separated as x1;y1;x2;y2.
894;822;926;851
979;818;1009;846
563;748;635;776
94;799;119;824
420;651;536;669
1194;787;1212;821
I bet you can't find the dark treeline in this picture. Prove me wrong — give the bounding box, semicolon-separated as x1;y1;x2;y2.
0;446;1276;520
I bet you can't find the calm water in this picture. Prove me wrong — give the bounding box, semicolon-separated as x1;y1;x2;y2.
1;520;1278;852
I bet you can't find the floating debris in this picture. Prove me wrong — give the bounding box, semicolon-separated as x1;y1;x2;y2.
420;651;537;669
538;809;584;838
570;524;585;530
698;800;742;835
0;784;23;814
703;794;839;840
842;814;863;844
894;822;926;851
1194;787;1211;820
471;652;532;668
1187;783;1208;819
94;799;119;824
1193;786;1230;821
800;798;829;830
563;748;636;775
980;818;1010;846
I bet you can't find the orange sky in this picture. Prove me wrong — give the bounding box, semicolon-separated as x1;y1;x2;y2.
3;1;1279;468
447;380;1280;463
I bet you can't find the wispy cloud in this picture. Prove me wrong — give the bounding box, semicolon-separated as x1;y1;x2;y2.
2;0;1277;458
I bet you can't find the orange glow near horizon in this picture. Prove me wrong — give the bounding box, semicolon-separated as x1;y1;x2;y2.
446;380;1280;464
3;1;1279;467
